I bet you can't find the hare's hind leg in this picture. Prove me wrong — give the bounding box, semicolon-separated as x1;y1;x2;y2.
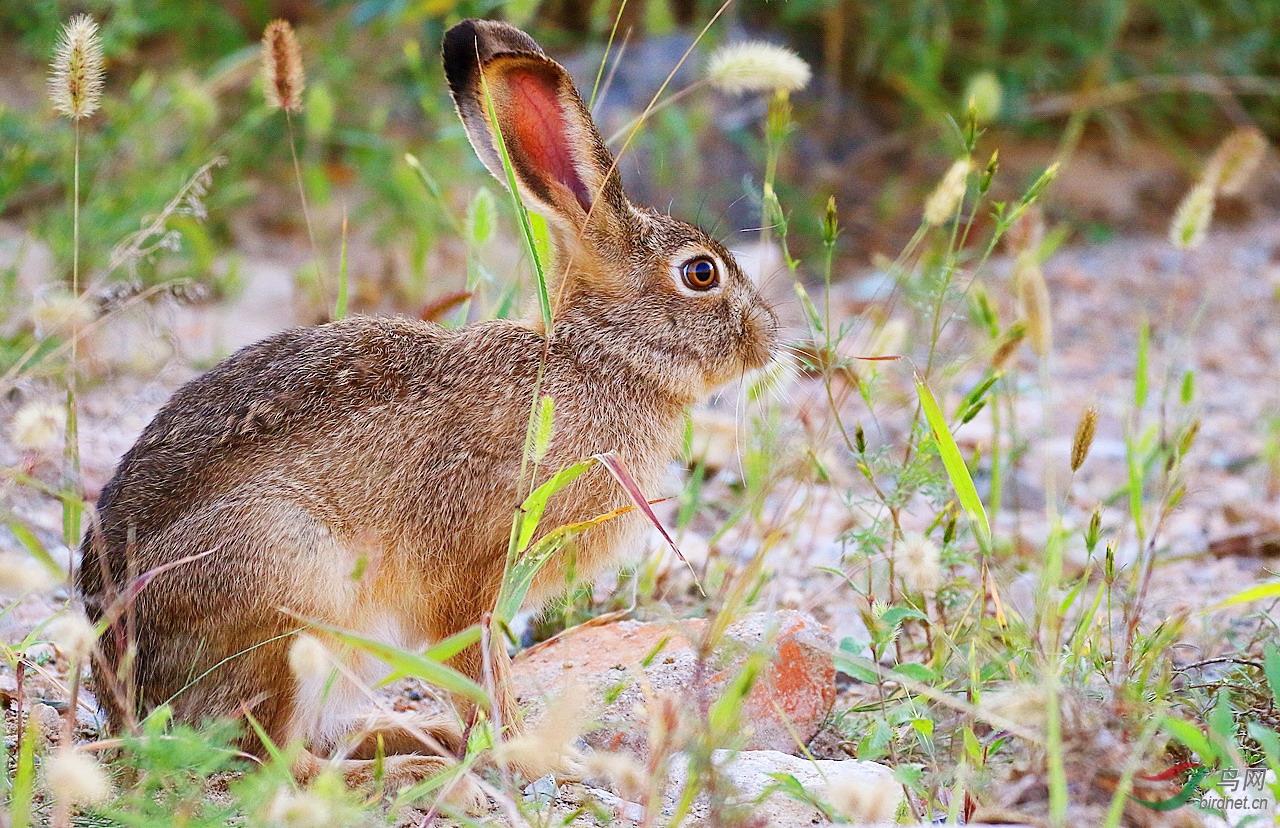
118;497;357;742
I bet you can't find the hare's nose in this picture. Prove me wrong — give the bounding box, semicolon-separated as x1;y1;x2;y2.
744;303;780;345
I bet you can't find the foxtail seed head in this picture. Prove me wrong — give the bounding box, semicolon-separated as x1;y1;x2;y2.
1169;180;1215;250
1071;406;1098;472
49;15;104;121
707;41;811;96
1205;127;1267;197
924;159;971;226
262;19;305;113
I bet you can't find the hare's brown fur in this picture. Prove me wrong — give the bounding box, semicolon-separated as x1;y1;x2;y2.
78;18;777;799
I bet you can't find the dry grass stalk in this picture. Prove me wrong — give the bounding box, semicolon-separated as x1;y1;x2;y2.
1013;253;1052;357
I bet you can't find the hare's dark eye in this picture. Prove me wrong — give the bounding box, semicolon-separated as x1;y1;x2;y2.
680;257;719;291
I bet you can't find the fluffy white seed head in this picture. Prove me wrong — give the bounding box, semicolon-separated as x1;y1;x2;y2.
707;41;811;96
0;553;59;598
11;401;67;453
43;748;112;806
826;767;903;823
30;289;96;338
287;633;332;683
264;788;332;827
49;15;104;121
898;532;942;595
495;685;587;774
47;612;97;662
584;751;649;801
924;159;972;226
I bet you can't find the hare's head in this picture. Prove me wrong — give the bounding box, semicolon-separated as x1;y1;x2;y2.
444;20;778;401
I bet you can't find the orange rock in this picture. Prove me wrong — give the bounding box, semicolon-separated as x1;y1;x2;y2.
512;610;835;757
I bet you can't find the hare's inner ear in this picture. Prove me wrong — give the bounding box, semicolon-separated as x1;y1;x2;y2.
444;20;625;229
488;57;596;216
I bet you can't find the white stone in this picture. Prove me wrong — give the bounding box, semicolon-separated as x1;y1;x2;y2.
665;749;903;826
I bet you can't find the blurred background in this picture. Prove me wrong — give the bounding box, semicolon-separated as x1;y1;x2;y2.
2;0;1278;340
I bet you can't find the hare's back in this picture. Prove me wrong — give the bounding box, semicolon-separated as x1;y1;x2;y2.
88;315;523;556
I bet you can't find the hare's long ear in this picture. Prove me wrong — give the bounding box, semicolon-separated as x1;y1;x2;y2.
443;19;629;232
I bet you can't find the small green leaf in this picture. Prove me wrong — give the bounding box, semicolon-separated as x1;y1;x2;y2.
880;605;929;627
379;627;481;686
916;375;991;550
893;662;938;683
1180;370;1195;405
963;726;983;763
832;651;880;684
515;459;596;553
1207;691;1234;743
1162;715;1215;762
1246;723;1280;766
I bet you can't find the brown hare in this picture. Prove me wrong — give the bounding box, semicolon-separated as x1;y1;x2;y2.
78;17;777;806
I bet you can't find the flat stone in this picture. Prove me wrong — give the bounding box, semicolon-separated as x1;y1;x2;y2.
665;749;904;826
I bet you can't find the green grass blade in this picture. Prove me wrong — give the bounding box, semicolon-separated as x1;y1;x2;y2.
334;211;349;320
1210;581;1280;609
1264;643;1280;709
379;626;483;686
1134;319;1149;411
10;714;37;828
479;75;551;331
496;512;608;623
7;520;66;579
292;619;487;705
916;374;991;550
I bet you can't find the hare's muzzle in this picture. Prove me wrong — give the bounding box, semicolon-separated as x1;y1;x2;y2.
742;302;781;370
